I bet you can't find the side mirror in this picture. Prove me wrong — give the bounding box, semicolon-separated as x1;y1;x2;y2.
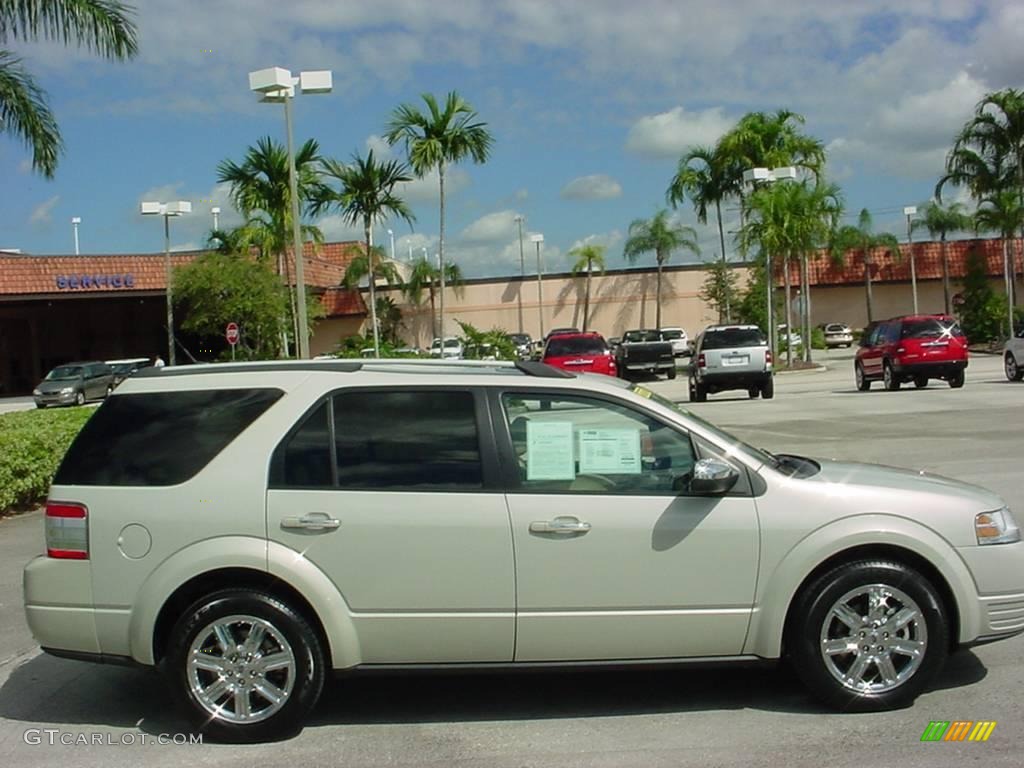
687;458;739;495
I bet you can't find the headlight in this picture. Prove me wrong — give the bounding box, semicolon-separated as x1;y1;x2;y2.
60;387;74;394
32;389;41;396
976;507;1021;545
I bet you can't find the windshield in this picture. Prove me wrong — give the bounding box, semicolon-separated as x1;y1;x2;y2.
546;336;607;356
901;318;962;339
45;366;83;380
630;384;774;467
701;329;766;349
444;339;460;348
624;330;660;342
660;330;684;340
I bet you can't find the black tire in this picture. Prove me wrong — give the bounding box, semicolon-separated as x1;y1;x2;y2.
913;375;928;389
667;366;677;380
788;560;949;712
948;368;965;389
74;390;86;406
35;403;46;409
1005;353;1023;382
748;386;760;399
761;377;774;400
855;362;871;391
689;380;707;402
883;361;900;391
163;589;325;743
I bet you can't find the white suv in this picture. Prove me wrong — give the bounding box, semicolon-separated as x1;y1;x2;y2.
24;359;1024;742
1004;325;1024;381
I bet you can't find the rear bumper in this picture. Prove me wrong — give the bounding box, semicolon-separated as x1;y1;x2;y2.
892;359;968;378
693;371;771;389
23;555;100;655
623;360;674;371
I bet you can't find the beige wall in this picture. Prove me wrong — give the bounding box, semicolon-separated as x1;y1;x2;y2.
310;316;365;356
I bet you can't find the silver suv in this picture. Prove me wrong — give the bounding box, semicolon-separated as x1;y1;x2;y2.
689;325;773;401
24;359;1024;742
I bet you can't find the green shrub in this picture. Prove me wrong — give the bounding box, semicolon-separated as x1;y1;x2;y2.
0;407;94;514
811;327;827;350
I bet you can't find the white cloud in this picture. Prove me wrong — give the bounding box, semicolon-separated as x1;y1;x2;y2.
560;175;623;200
396;167;471;203
317;215;365;242
364;134;395;159
29;195;60;226
568;230;624;253
874;72;986;152
460;210;520;242
626;106;734;159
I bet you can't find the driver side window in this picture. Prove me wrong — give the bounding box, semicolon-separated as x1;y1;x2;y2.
500;393;696;495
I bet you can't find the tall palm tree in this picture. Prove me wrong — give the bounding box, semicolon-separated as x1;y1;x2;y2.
567;244;606;330
311;150;414;357
974;189;1024;337
401;257;464;341
623;210;699;329
718;110;826;182
341;244;404;288
0;0;137;177
666;144;737;318
831;209;901;324
384;91;493;345
912;200;972;313
217;136;325;353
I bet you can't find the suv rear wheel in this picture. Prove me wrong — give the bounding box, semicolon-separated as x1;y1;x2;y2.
748;386;760;399
689;379;707;402
855;363;870;391
948;369;965;388
913;375;928;389
1005;353;1023;382
164;589;325;743
883;361;900;391
761;377;774;400
788;560;949;711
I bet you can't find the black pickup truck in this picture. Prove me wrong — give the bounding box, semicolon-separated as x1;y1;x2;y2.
614;329;677;380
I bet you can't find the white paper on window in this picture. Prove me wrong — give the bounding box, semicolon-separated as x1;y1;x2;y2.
577;428;641;475
526;421;576;480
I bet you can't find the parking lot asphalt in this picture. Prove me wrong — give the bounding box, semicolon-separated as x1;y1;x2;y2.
1;349;1022;767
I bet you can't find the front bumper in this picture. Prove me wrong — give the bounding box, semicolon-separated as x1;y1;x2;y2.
957;541;1024;644
33;391;76;407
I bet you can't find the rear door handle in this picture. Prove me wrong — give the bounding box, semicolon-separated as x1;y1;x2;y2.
280;513;341;531
529;516;592;535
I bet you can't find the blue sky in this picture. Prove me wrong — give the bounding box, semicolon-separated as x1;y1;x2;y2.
2;0;1021;277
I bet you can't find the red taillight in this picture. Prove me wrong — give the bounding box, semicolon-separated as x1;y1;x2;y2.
765;350;772;365
697;353;706;368
45;501;88;560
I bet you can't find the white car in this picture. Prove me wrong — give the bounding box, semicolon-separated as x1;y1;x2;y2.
821;323;854;348
428;336;463;359
659;327;691;357
23;359;1024;742
1004;325;1024;381
777;324;803;349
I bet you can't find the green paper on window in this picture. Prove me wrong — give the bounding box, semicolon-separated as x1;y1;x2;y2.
526;421;575;480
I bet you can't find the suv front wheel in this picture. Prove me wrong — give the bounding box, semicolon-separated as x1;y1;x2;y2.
164;589;326;743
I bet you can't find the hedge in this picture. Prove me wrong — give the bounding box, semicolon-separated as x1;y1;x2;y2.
0;407;94;515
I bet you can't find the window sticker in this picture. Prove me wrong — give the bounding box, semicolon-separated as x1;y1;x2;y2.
632;386;654;399
578;429;642;475
526;421;576;480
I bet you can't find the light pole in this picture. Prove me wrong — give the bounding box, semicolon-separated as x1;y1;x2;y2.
71;217;81;255
531;233;545;338
141;200;191;366
387;229;396;262
514;214;526;334
211;206;220;232
904;205;918;314
249;67;332;359
742;166;798;366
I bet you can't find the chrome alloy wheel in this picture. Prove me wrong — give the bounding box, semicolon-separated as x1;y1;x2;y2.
187;615;296;724
819;584;927;694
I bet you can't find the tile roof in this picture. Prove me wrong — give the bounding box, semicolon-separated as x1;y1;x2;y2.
320;287;366;317
779;237;1021;287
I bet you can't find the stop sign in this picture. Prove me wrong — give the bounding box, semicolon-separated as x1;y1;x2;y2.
225;322;239;345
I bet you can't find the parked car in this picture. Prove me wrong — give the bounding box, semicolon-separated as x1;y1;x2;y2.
428;337;464;359
615;329;676;379
106;357;152;387
545;327;580;340
659;327;691;357
32;361;115;408
509;333;533;360
689;325;773;401
777;324;802;349
820;323;854;348
1003;325;1024;381
855;314;968;391
24;358;1024;742
541;331;617;376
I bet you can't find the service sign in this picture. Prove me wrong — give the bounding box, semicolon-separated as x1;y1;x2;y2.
55;274;136;290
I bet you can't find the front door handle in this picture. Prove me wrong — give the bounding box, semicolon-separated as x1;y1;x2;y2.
529;516;592;535
280;513;341;531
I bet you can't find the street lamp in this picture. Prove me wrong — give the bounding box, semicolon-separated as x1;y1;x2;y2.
211;206;220;231
249;66;333;359
387;229;396;263
904;205;918;314
514;214;526;334
530;233;545;338
742;166;797;364
71;217;81;255
141;200;192;366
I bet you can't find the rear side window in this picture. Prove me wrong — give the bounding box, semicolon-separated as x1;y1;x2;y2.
54;389;282;486
701;329;766;349
546;336;607;356
901;318;961;339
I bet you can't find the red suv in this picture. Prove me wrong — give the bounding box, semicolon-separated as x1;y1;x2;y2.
855;314;968;391
542;332;618;376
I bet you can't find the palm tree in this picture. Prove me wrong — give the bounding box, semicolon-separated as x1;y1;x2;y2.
311;150;414;357
623;210;699;329
666;144;737;319
217;136;325;353
831;209;901;324
401;257;465;341
384;91;493;345
718;110;826;188
912;201;972;313
0;1;137;177
974;189;1024;336
568;244;606;330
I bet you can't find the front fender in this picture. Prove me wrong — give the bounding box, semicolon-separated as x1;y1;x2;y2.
744;514;980;658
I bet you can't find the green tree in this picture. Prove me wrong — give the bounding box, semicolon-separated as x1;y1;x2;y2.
959;245;1006;344
718;110;827;177
384;91;493;345
699;257;742;324
973;189;1024;336
375;296;403;345
623;210;699;329
830;209;901;324
567;243;606;330
455;320;516;360
912;200;972;313
0;0;137;177
312;150;414;357
401;257;464;340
